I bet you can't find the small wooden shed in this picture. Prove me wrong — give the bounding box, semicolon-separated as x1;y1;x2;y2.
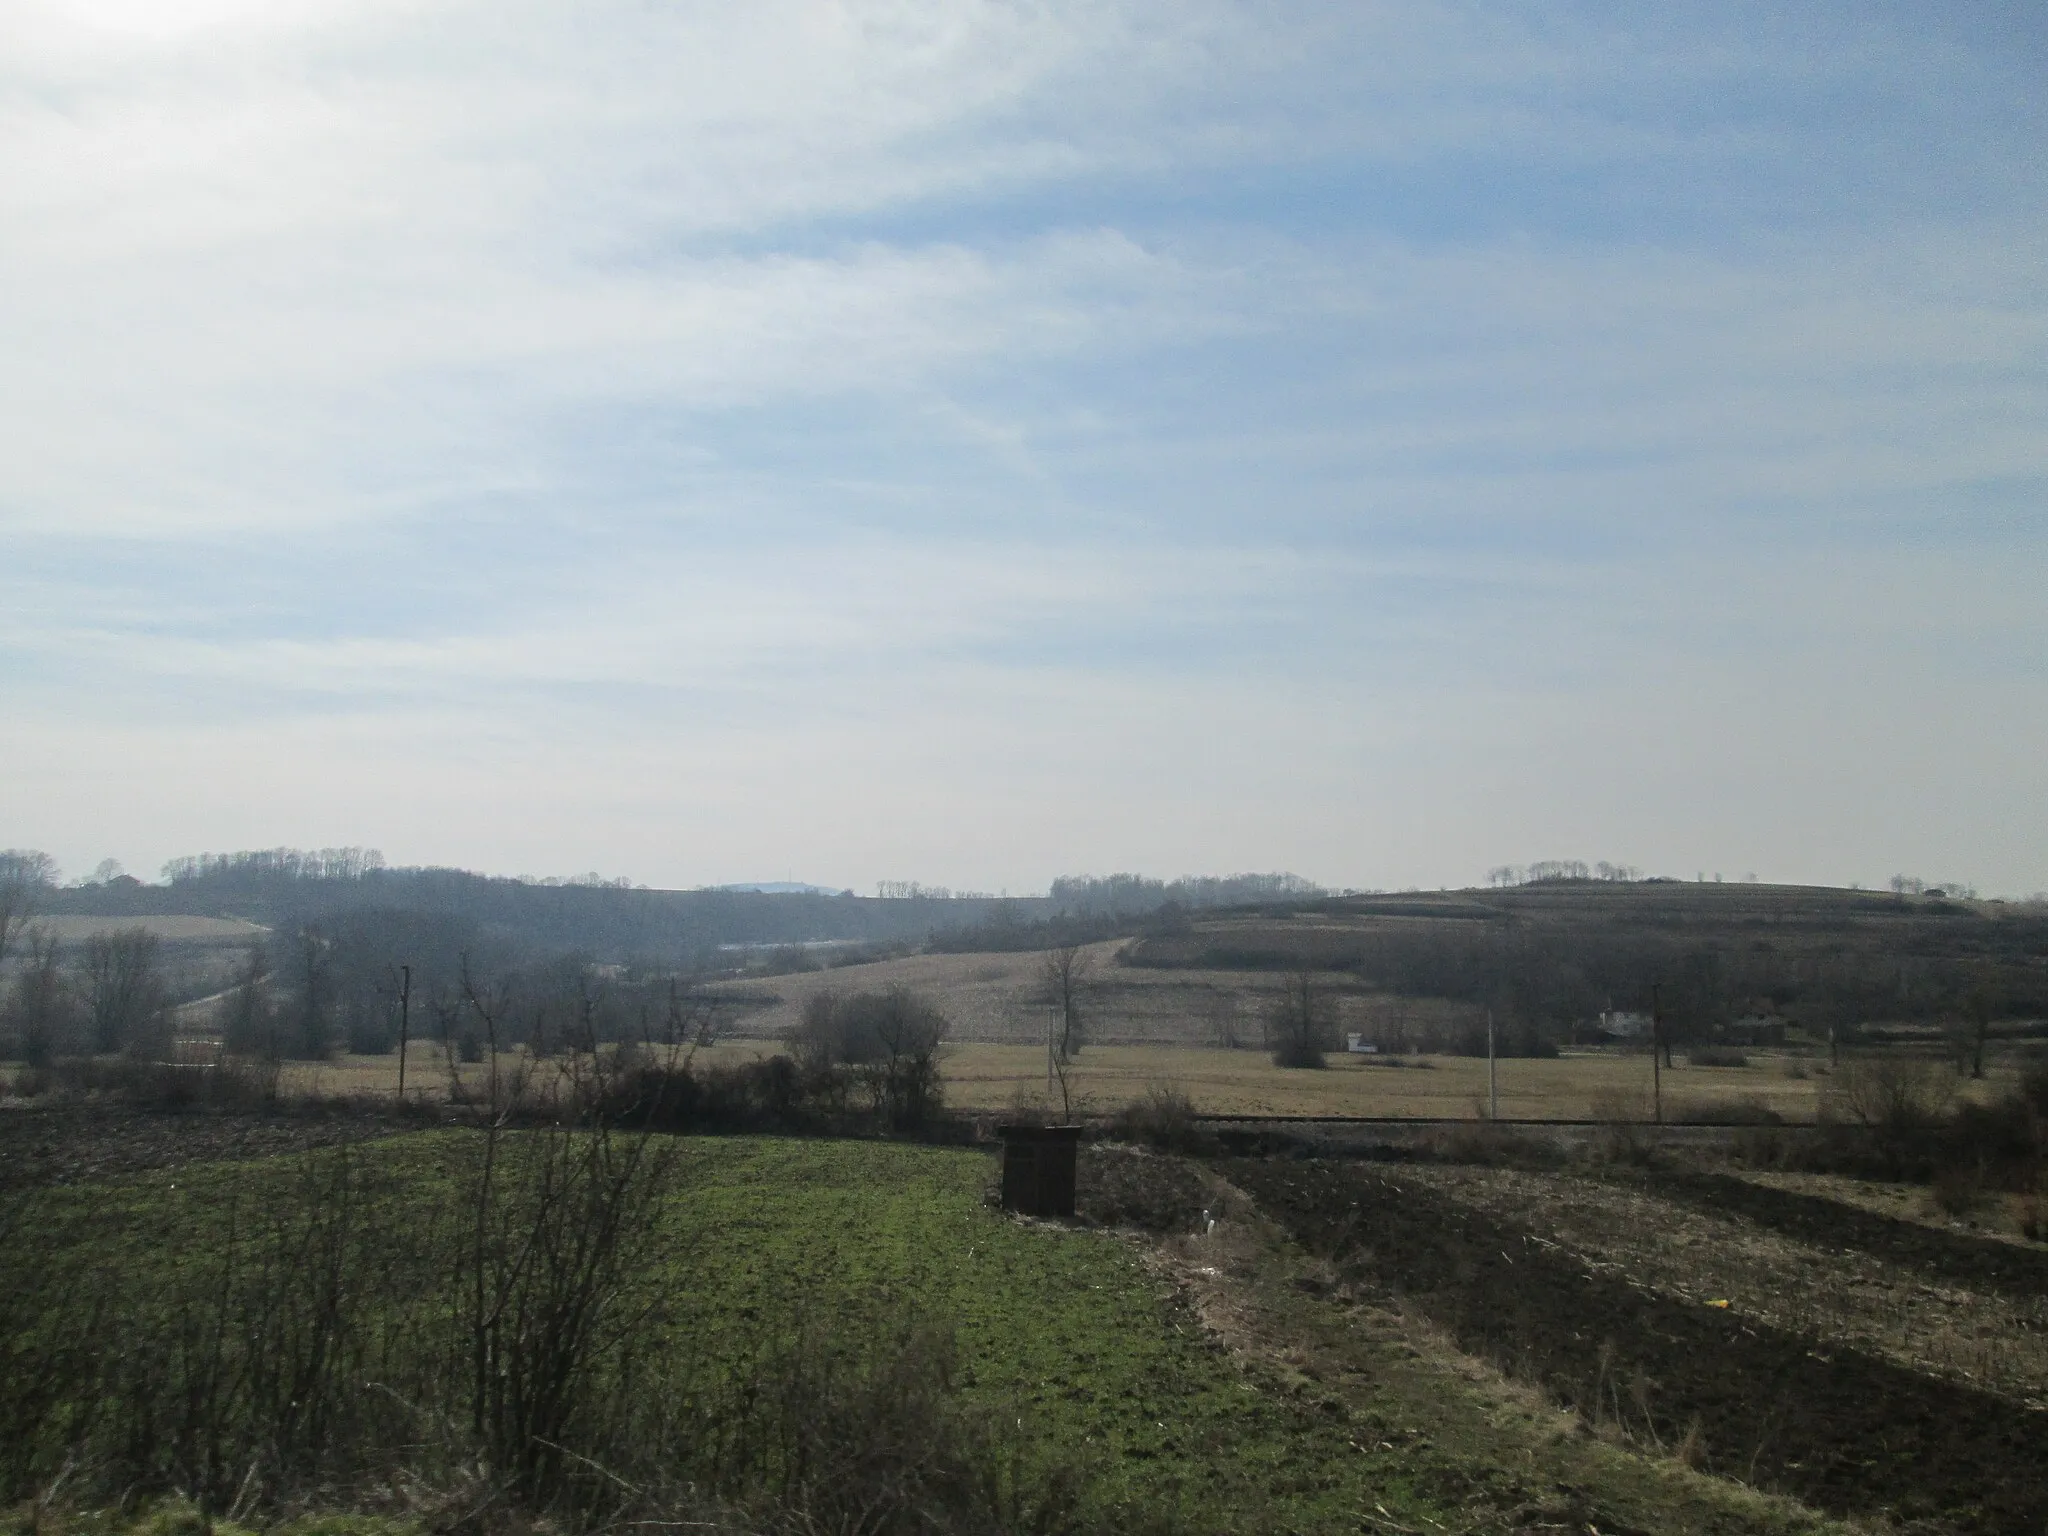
996;1124;1081;1217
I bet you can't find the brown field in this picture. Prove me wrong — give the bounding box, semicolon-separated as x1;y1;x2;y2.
29;914;268;945
940;1042;1821;1119
271;1035;2026;1124
713;939;1479;1048
1216;1151;2048;1534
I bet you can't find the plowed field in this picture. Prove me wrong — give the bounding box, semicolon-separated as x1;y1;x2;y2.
1221;1158;2048;1535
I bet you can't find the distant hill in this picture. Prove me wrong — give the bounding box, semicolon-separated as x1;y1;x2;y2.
43;863;1020;966
709;882;844;896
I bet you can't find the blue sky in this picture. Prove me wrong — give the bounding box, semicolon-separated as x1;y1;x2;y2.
3;0;2043;895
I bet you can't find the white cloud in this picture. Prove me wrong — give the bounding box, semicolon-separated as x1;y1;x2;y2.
2;1;2044;892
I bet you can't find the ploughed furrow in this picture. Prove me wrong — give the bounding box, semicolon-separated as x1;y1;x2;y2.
1647;1169;2048;1302
1223;1157;2048;1536
1394;1163;2048;1408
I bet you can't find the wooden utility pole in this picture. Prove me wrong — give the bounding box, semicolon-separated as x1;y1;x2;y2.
1486;1007;1498;1121
1651;982;1663;1126
395;963;412;1102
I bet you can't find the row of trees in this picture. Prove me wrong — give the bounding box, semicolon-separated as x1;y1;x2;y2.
1486;861;1643;887
1047;871;1321;916
1;927;173;1066
1135;907;2048;1063
210;910;731;1066
163;846;388;884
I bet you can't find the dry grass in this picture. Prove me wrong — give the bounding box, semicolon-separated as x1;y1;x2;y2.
279;1038;2027;1124
712;942;1477;1049
276;1039;779;1101
29;915;267;945
943;1045;1813;1119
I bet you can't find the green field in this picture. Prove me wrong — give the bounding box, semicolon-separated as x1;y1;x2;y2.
2;1131;1448;1535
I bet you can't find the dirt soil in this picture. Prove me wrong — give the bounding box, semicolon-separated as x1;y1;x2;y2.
1398;1164;2048;1407
1736;1169;2047;1250
1091;1150;1855;1536
0;1104;422;1192
1653;1168;2048;1299
1074;1143;1217;1232
1221;1157;2048;1536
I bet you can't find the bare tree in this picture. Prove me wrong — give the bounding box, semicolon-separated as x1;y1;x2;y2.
792;987;948;1130
1962;981;2001;1080
1266;968;1332;1069
82;927;165;1056
1038;943;1092;1061
867;987;949;1131
787;988;845;1073
0;850;57;970
289;926;333;1060
1833;1052;1955;1135
220;940;279;1061
3;928;72;1066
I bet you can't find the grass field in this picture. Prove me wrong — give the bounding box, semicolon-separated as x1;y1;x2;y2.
648;1138;1445;1527
1;1131;1452;1534
27;915;268;945
276;1038;2027;1123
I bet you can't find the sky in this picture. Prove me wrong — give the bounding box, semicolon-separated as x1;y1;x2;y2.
2;0;2044;897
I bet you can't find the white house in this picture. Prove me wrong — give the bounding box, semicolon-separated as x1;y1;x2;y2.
1596;1010;1654;1040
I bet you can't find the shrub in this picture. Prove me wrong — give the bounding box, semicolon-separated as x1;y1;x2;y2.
1110;1083;1206;1153
1826;1053;1954;1176
1930;1163;1986;1220
1264;971;1330;1069
1673;1095;1781;1125
779;988;950;1132
344;1017;394;1055
1687;1048;1751;1069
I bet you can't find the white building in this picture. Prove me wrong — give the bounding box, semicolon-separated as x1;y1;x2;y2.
1597;1010;1654;1040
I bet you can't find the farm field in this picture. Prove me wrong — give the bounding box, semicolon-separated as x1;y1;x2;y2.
1217;1152;2048;1535
0;1126;1457;1534
275;1036;2026;1124
29;915;268;945
6;1101;2041;1533
716;940;1500;1050
943;1042;1831;1120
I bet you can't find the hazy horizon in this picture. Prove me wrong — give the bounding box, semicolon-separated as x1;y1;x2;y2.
5;2;2044;897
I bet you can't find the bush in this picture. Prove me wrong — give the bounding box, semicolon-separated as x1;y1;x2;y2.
1825;1053;1954;1175
1109;1083;1207;1153
1265;972;1330;1069
26;1054;280;1111
1687;1048;1751;1069
779;988;950;1133
1672;1094;1781;1125
1930;1163;1987;1219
